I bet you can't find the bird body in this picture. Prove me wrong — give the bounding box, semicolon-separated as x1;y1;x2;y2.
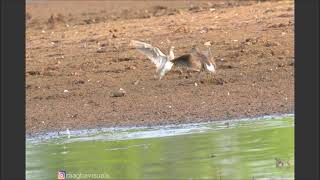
171;47;216;74
171;54;202;72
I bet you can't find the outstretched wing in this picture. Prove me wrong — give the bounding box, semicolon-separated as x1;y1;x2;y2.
171;54;193;67
130;40;167;70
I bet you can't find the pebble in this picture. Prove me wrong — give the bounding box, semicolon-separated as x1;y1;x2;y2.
210;154;216;158
111;88;126;97
204;41;211;46
133;80;140;85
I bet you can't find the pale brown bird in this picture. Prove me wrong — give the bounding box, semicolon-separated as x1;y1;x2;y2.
171;46;217;75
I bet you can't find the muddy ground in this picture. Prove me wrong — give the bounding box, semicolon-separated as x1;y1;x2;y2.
26;0;294;135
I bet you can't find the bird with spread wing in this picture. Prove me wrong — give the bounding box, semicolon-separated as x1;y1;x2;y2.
130;40;216;80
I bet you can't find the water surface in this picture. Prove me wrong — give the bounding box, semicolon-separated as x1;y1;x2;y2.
26;115;294;179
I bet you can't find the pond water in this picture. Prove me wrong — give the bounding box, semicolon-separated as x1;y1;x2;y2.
26;115;294;180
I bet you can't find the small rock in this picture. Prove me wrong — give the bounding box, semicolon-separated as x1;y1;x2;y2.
27;70;41;76
200;29;207;34
64;90;69;93
194;82;198;87
210;154;216;158
275;158;285;168
73;80;85;85
204;41;211;46
125;65;136;70
133;80;140;85
96;48;106;53
224;122;230;128
213;78;225;85
111;88;126;97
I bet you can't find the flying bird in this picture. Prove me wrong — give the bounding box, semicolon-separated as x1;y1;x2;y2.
130;40;175;80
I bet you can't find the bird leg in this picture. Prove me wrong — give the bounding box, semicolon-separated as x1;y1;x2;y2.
179;69;183;75
177;68;185;78
187;71;192;78
159;74;165;80
207;72;215;84
197;71;203;83
177;68;185;79
153;74;159;80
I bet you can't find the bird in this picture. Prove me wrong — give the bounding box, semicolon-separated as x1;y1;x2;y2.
130;40;216;80
130;40;175;80
171;46;217;76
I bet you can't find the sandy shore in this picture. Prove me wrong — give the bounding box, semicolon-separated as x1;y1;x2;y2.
26;0;294;135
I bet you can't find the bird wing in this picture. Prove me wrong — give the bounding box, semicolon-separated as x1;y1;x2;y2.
171;54;192;67
171;54;202;71
130;40;167;69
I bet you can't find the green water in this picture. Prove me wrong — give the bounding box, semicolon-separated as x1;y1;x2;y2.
26;115;294;180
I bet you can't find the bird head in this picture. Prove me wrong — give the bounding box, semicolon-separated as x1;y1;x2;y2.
168;46;175;60
191;46;200;54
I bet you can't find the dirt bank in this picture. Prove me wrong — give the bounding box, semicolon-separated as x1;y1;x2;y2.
26;0;294;135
